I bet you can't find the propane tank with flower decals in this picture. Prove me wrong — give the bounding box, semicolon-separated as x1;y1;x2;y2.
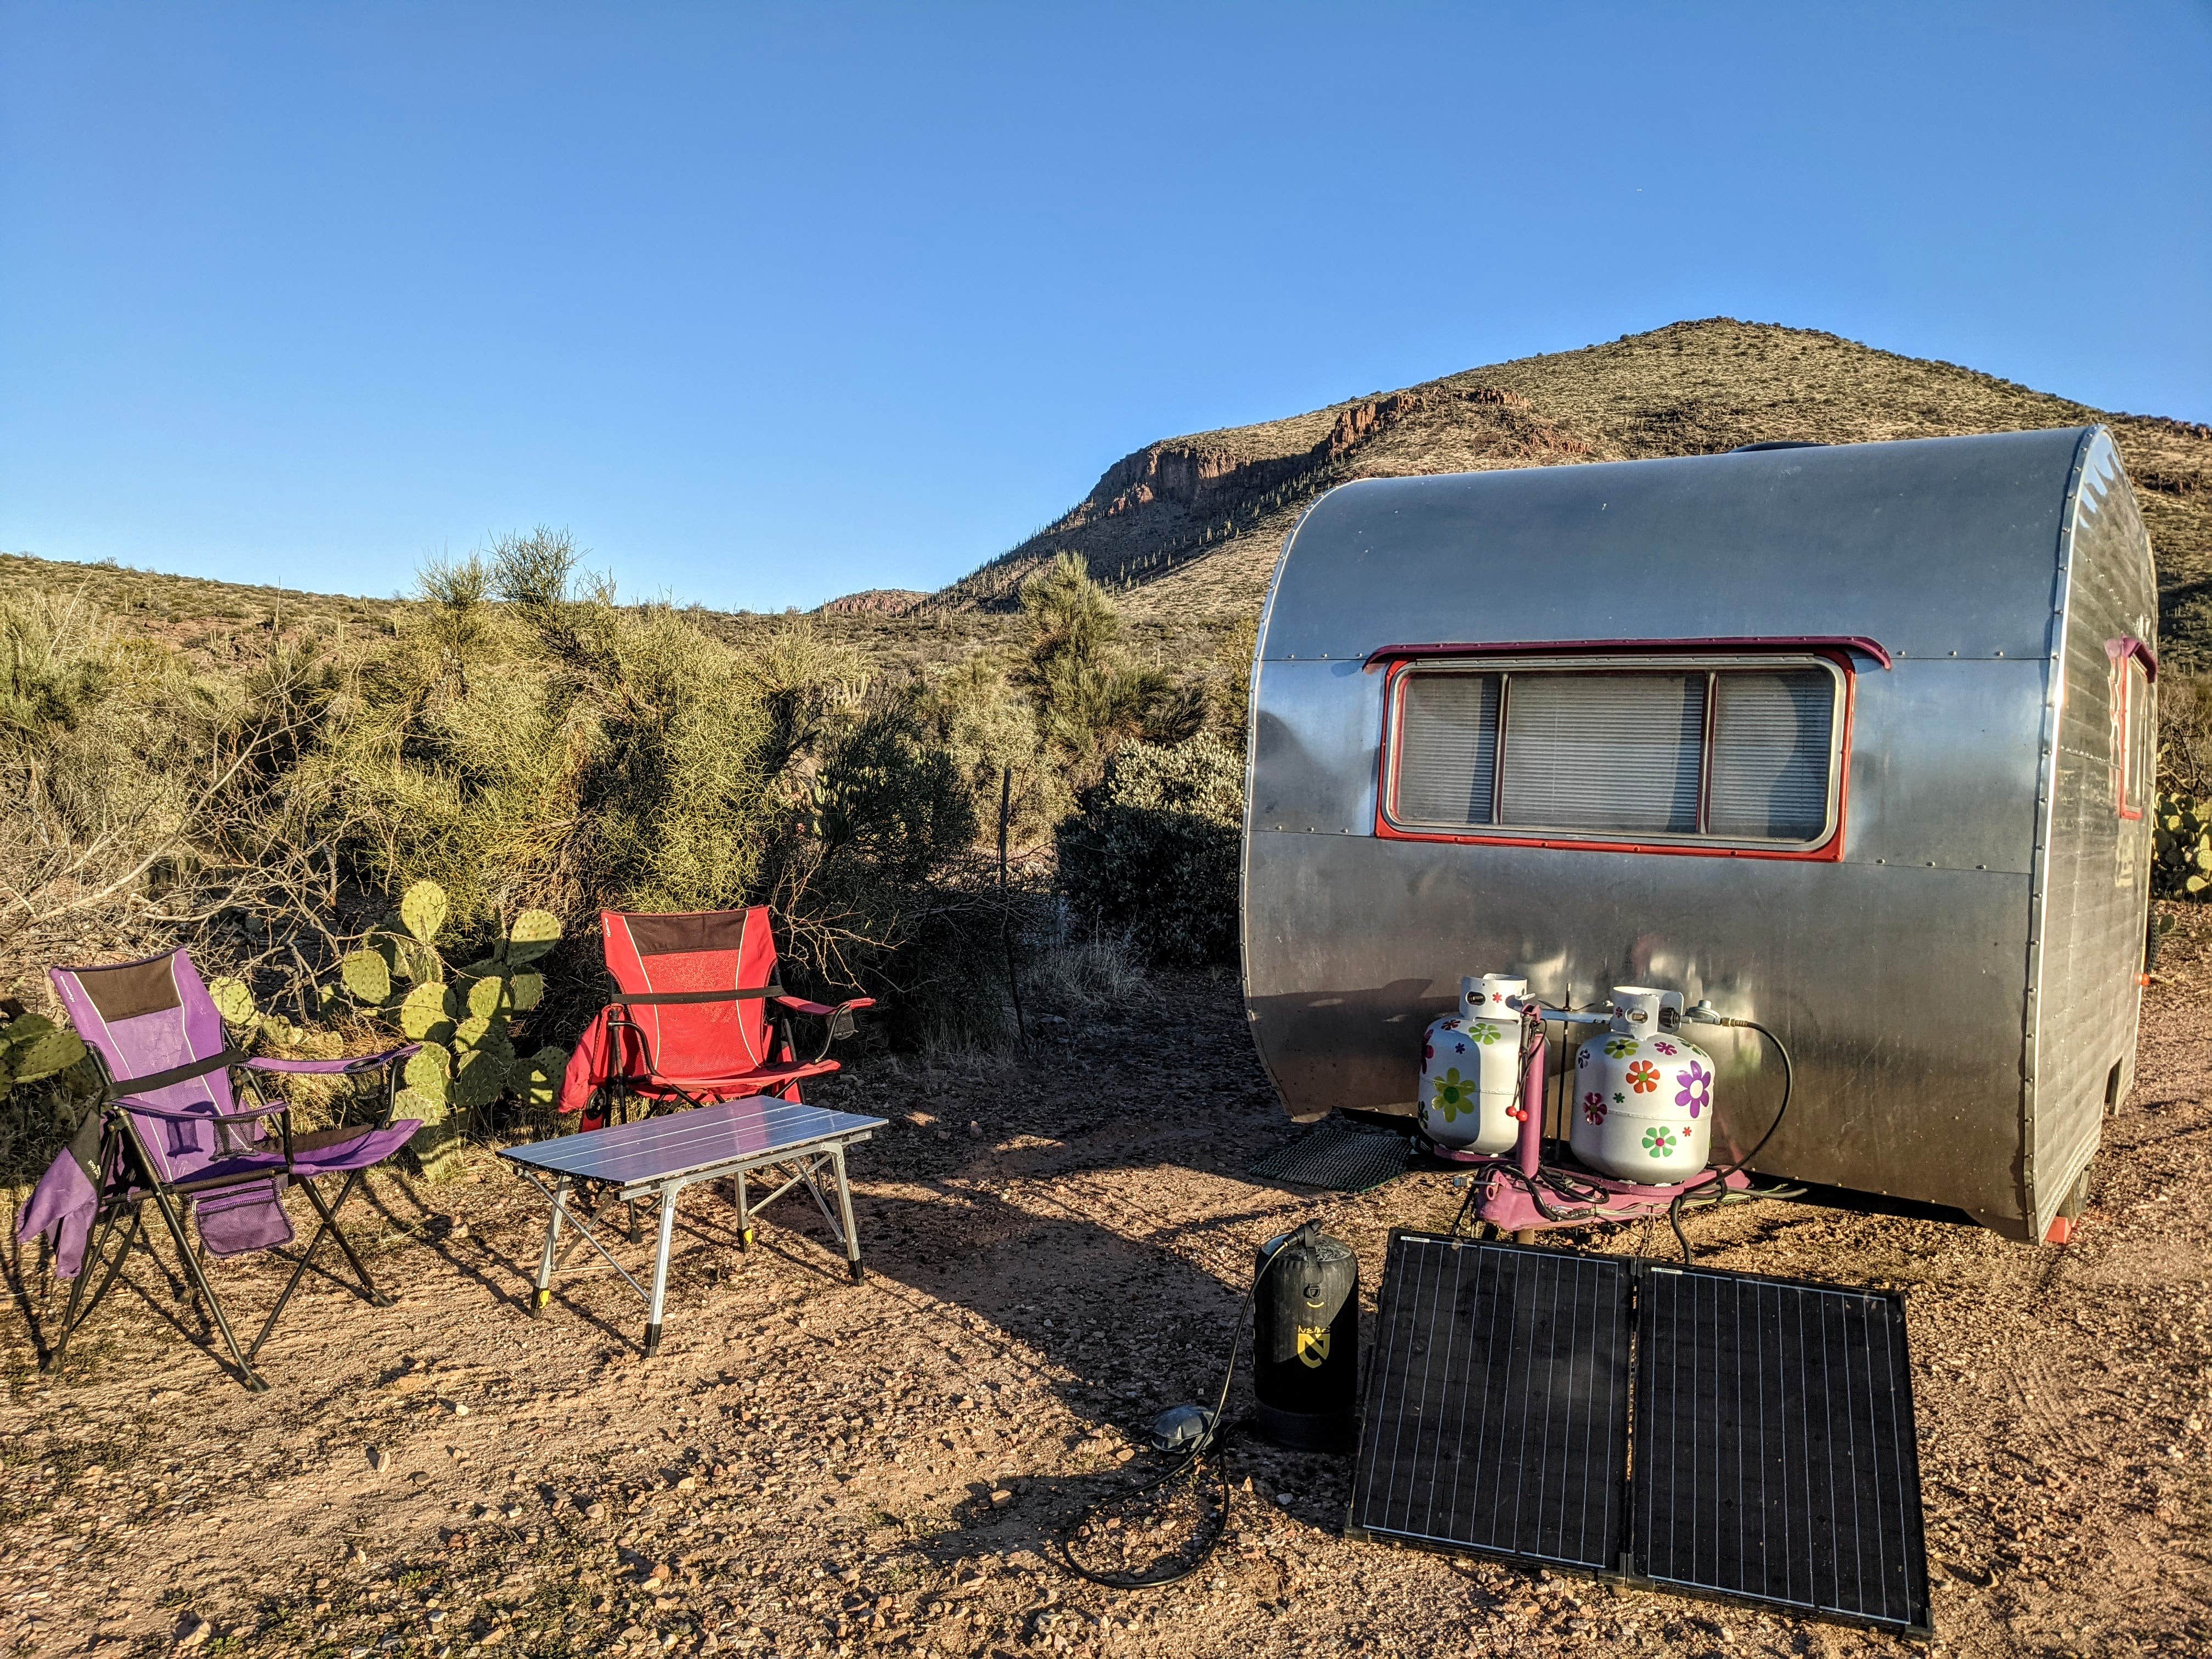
1570;985;1714;1182
1417;974;1524;1158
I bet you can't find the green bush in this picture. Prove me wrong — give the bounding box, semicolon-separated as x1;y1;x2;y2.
1056;734;1244;966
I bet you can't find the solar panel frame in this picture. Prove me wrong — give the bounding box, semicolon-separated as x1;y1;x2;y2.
1630;1263;1932;1636
1346;1231;1633;1575
1344;1235;1934;1637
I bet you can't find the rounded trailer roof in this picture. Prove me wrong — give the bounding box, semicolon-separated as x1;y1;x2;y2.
1262;426;2112;667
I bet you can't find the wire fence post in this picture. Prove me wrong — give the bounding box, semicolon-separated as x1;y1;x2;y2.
1000;765;1025;1042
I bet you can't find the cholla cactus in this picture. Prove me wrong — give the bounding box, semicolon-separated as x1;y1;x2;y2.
337;878;568;1178
2153;794;2212;899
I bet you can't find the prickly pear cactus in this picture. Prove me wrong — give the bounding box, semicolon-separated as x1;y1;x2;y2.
338;879;569;1179
0;1006;87;1093
2153;793;2212;899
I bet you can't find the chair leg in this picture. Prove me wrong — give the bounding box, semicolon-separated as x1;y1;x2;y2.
644;1186;680;1359
146;1186;265;1392
44;1204;121;1373
828;1143;864;1284
72;1207;144;1330
245;1172;387;1367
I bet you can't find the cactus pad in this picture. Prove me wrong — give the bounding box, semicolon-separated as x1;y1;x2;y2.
2;1014;86;1086
399;982;456;1043
404;1043;451;1103
399;879;449;946
465;975;505;1022
453;1047;504;1110
505;909;561;964
509;972;544;1013
341;949;392;1003
208;977;258;1029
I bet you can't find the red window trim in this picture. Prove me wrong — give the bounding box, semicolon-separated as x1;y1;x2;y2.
1373;646;1859;862
1362;634;1893;671
2109;637;2154;821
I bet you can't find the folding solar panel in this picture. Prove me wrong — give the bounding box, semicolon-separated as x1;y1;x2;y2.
1345;1232;1932;1637
1347;1233;1631;1570
1633;1266;1929;1632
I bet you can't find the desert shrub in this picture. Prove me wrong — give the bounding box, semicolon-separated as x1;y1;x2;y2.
1055;733;1244;966
1019;921;1150;1017
1014;554;1200;784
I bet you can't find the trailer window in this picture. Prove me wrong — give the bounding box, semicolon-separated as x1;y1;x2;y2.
1385;658;1843;849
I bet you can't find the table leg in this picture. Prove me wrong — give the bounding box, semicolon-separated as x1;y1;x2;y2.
736;1169;753;1249
533;1176;570;1314
829;1143;863;1284
645;1183;680;1358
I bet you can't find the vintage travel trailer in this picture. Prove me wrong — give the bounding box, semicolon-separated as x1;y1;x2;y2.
1242;427;2156;1242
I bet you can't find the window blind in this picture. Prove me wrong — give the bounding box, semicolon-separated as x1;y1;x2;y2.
1706;670;1835;839
1395;673;1500;826
1499;673;1706;833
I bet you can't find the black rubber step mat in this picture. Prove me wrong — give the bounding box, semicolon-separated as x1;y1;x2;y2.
1246;1118;1412;1193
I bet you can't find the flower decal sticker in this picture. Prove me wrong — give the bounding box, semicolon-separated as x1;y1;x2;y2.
1612;1091;1626;1104
1642;1126;1677;1157
1652;1041;1677;1057
1604;1037;1637;1059
1626;1060;1661;1094
1577;1047;1592;1069
1674;1061;1712;1119
1430;1067;1475;1122
1469;1023;1503;1046
1582;1091;1607;1125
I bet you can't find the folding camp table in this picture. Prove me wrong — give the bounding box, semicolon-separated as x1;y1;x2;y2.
500;1098;887;1357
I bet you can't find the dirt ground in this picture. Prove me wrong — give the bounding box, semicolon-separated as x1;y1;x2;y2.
3;943;2209;1659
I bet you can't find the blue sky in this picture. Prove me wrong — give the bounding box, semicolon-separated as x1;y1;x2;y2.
4;2;2208;612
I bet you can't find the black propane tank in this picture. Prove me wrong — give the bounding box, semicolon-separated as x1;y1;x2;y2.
1251;1223;1359;1453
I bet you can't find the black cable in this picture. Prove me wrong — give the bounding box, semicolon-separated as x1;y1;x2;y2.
1666;1019;1794;1265
1059;1231;1300;1590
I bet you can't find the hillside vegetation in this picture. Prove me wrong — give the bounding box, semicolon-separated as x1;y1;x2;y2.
935;318;2212;664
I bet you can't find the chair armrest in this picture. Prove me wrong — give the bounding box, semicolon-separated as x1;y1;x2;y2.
115;1098;290;1126
771;995;877;1020
246;1044;422;1076
770;996;875;1064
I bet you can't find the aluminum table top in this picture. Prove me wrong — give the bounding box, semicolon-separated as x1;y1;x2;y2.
499;1098;887;1188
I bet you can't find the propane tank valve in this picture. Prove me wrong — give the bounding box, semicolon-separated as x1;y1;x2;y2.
1685;1000;1746;1027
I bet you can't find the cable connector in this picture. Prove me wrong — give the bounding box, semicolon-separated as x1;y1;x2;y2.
1683;1000;1748;1028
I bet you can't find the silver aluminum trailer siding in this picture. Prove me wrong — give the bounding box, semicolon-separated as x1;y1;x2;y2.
1241;427;2155;1241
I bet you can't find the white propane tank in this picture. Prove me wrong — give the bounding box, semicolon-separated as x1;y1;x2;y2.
1570;986;1714;1183
1417;974;1523;1157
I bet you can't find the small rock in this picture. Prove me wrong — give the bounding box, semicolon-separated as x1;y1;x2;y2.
675;1475;697;1492
584;1501;607;1520
989;1487;1015;1509
967;1121;983;1138
174;1613;212;1648
368;1447;391;1474
447;1401;471;1417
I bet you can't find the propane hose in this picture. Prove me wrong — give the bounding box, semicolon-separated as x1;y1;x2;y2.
1058;1229;1300;1591
1666;1016;1795;1264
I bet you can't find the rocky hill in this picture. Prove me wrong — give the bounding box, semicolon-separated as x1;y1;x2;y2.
932;318;2212;664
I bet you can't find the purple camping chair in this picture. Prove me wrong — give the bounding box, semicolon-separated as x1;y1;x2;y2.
34;949;421;1391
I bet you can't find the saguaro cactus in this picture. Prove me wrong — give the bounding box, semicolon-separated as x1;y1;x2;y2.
338;879;568;1178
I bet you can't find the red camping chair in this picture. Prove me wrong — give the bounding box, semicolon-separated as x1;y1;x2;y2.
558;907;874;1132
